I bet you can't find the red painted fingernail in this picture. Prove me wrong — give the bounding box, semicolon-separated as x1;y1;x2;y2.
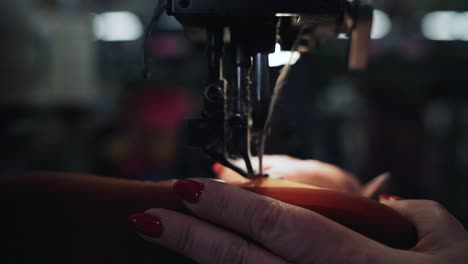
212;162;224;175
379;194;403;201
128;213;163;238
173;180;205;203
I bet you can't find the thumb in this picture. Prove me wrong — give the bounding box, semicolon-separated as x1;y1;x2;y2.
380;197;467;251
213;162;249;183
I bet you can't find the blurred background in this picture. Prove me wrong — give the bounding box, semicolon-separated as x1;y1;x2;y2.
1;0;468;226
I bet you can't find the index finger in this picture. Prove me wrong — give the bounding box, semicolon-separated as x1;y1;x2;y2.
215;157;362;193
173;179;393;263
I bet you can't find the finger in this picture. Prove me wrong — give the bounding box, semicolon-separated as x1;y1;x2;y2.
225;155;293;177
174;179;393;263
380;198;468;250
217;156;361;193
361;172;391;198
213;162;249;183
130;209;286;264
283;160;361;193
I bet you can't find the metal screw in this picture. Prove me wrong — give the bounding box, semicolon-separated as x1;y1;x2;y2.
230;114;245;128
205;85;223;102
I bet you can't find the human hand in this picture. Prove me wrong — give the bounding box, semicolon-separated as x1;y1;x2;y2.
129;179;468;264
214;155;389;197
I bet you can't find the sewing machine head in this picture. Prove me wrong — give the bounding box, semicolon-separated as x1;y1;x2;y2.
145;0;373;178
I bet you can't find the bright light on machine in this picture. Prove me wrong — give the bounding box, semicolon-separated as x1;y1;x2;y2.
371;10;392;39
93;12;143;42
457;12;468;41
338;9;392;40
422;11;468;41
268;43;301;67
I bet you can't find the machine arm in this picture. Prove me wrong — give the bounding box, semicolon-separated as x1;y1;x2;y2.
150;0;374;177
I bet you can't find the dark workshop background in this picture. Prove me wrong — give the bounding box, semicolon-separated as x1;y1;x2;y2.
1;0;468;226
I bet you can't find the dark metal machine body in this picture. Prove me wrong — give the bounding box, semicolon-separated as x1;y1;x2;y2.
163;0;373;177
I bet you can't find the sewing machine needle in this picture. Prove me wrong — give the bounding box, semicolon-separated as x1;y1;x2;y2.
258;131;266;177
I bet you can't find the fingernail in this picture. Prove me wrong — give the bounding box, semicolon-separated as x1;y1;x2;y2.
128;213;163;238
379;194;403;201
212;162;224;175
173;180;205;203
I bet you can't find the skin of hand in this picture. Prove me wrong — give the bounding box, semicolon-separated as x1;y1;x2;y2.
214;155;390;197
130;179;468;264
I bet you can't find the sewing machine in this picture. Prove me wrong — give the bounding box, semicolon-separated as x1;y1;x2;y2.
145;0;373;177
0;3;421;262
